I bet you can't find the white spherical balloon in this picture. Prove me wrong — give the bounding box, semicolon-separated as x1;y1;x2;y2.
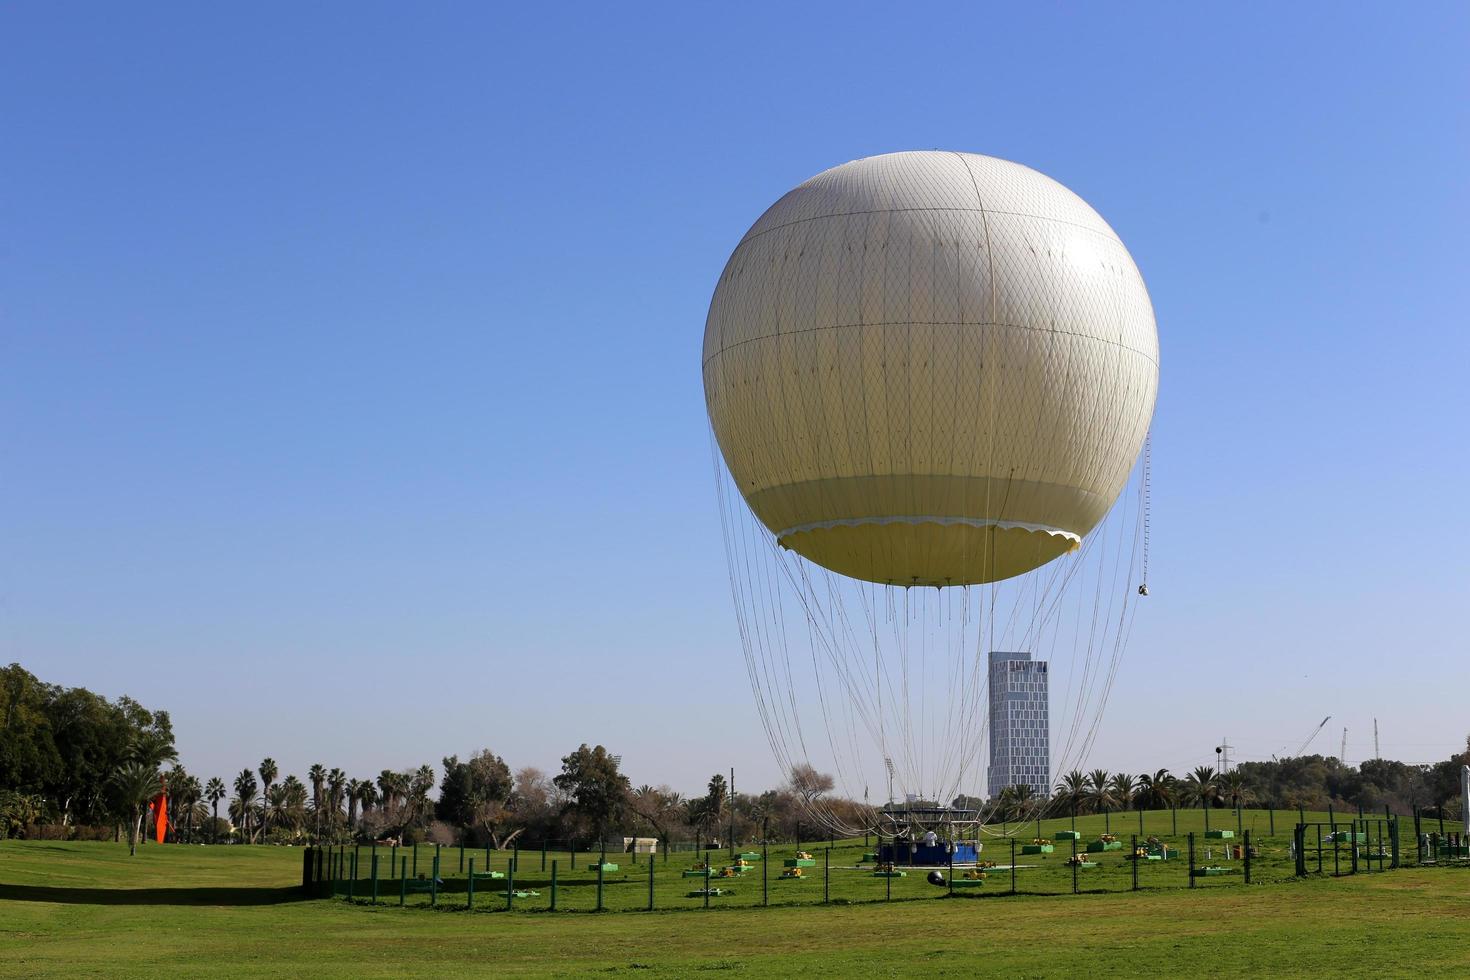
703;151;1158;586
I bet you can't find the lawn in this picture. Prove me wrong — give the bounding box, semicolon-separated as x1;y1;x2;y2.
2;815;1466;978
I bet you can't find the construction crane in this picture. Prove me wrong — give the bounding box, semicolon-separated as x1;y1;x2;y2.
1291;716;1332;757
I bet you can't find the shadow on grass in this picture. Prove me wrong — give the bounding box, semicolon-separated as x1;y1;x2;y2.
0;883;309;906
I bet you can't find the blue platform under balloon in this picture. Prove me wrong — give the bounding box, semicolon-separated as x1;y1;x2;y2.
878;842;979;865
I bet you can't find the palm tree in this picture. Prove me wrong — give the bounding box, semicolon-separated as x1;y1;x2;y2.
1110;773;1139;812
232;769;259;842
1009;782;1037;823
163;764;190;842
268;776;307;839
1136;769;1174;810
1219;770;1252;811
180;775;202;843
128;730;178;771
316;768;343;837
309;764;326;842
346;779;363;830
1086;769;1114;813
358;780;379;822
410;765;435;825
258;758;278;840
112;762;161;856
205;777;226;843
1055;770;1089;820
1181;766;1218;811
265;784;294;838
376;770;396;811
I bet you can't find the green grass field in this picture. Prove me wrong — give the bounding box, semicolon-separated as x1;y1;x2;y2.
3;810;1467;978
309;807;1417;911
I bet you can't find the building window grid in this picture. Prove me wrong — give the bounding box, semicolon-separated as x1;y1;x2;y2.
987;653;1050;798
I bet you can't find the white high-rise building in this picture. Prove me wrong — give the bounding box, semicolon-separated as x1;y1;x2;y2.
987;651;1050;799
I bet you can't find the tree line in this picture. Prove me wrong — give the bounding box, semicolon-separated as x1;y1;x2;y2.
4;662;1466;850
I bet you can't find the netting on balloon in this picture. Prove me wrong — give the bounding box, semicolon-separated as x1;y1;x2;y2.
712;434;1148;838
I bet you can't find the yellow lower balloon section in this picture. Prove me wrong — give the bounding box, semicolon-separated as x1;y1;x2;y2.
777;521;1078;587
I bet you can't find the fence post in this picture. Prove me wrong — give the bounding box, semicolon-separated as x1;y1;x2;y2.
514;843;520;876
371;854;379;905
1071;837;1078;894
703;862;711;910
467;857;475;908
412;842;418;878
1294;825;1306;876
597;862;605;912
1269;806;1275;837
1187;832;1196;888
550;860;558;911
507;854;516;911
824;847;830;904
648;851;655;911
1244;830;1252;884
1010;838;1016;895
1172;806;1177;836
431;852;439;907
1131;834;1138;891
947;841;954;898
763;825;769;907
347;851;355;902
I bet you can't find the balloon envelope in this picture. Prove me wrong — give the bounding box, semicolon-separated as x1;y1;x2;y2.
703;151;1158;586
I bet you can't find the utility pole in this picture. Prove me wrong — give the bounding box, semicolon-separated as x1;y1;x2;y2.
1340;728;1348;765
1215;738;1233;774
1373;719;1380;762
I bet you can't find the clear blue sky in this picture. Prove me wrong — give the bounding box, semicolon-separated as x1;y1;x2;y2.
4;3;1466;796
